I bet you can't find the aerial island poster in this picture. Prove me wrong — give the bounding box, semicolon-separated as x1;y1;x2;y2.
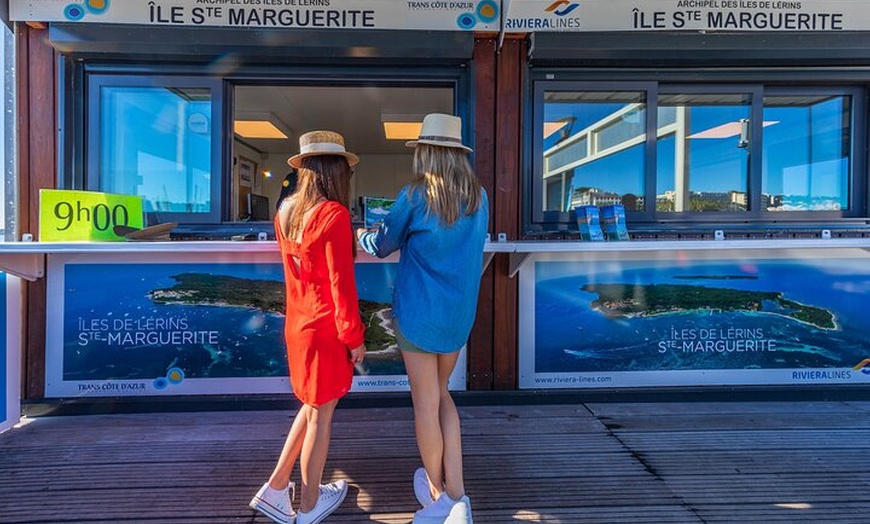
519;250;870;389
43;252;460;397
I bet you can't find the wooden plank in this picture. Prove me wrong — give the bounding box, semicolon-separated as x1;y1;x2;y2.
15;24;32;238
9;401;591;430
598;412;870;432
0;408;603;446
662;473;870;502
587;401;864;417
695;502;870;523
641;449;867;475
468;35;498;391
492;36;525;390
0;432;627;466
22;23;57;401
617;429;870;451
0;417;606;446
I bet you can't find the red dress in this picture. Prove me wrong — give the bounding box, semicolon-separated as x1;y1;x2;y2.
275;201;365;406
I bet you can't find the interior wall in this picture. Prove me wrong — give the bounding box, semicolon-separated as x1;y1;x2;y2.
353;153;415;217
260;153;293;219
232;140;266;220
253;151;415;222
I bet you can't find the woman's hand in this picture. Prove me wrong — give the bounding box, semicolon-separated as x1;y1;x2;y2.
348;342;366;364
355;228;371;241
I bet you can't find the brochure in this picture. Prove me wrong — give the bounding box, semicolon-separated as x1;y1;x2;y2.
600;204;630;241
574;205;605;241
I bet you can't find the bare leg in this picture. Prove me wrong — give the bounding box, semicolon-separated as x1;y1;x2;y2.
267;404;309;490
436;351;465;500
403;349;465;501
298;398;339;512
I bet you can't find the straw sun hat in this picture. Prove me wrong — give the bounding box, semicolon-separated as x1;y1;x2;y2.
287;130;359;169
406;113;472;153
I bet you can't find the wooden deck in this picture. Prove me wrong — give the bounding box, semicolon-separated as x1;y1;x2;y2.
2;400;870;523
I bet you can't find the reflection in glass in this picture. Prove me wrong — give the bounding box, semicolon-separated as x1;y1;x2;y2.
542;91;646;212
763;95;850;211
99;87;212;214
656;93;750;212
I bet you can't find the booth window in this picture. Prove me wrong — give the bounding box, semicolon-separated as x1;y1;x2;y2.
542;90;647;215
86;76;224;224
231;84;455;224
656;90;753;213
762;94;852;212
531;81;863;231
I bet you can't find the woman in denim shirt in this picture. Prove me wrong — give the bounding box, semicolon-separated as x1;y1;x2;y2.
357;114;488;524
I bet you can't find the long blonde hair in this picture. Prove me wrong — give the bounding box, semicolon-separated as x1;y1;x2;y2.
410;144;482;225
279;155;354;249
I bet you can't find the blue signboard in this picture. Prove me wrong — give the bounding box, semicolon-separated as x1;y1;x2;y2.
519;250;870;388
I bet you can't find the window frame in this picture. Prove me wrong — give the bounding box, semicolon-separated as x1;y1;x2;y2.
530;80;657;227
85;74;225;225
65;64;470;227
226;75;467;217
758;86;865;221
526;74;868;234
654;84;763;223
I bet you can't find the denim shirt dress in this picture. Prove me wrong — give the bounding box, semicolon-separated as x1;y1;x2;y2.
358;185;490;354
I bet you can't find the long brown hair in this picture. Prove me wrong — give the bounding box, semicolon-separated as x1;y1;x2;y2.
279;155;354;248
410;144;482;225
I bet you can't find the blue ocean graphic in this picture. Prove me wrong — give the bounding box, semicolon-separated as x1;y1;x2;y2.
63;262;399;381
534;259;870;373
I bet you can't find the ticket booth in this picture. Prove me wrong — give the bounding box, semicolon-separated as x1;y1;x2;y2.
8;1;870;407
10;1;515;404
502;1;870;391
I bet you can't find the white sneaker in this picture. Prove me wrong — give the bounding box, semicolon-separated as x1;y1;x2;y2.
250;481;296;524
413;467;435;508
446;496;472;524
412;493;473;524
296;480;348;524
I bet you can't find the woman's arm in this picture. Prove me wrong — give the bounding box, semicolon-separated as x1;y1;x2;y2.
323;206;366;349
357;187;414;258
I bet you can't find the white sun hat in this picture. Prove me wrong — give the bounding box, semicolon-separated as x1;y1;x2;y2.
405;113;472;153
288;130;359;169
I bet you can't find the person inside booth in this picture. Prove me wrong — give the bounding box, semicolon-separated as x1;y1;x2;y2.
275;169;299;211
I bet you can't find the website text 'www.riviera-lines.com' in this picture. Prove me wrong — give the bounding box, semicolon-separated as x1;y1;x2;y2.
533;375;613;385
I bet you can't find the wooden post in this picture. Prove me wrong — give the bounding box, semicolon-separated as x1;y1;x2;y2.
17;23;57;400
492;35;526;390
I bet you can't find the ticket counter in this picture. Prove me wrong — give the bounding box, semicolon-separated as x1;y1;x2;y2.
0;240;510;399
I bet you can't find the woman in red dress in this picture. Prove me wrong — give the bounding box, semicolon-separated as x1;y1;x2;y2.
250;130;367;524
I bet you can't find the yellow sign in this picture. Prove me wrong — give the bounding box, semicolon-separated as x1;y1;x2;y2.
39;190;144;242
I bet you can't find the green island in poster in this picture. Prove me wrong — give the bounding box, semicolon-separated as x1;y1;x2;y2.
148;272;397;354
584;282;836;330
62;263;402;383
